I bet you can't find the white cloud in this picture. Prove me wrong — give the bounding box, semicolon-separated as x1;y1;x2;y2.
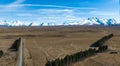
0;4;97;11
89;11;117;16
15;9;74;17
0;0;118;23
0;0;25;12
36;9;73;15
13;9;79;23
14;8;119;23
0;0;97;12
111;0;119;3
11;0;25;4
31;9;83;23
20;4;97;9
16;13;33;16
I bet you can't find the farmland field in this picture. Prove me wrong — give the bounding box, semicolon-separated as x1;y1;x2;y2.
0;38;17;66
0;26;120;66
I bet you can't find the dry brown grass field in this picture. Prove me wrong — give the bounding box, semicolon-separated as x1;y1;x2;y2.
0;26;120;66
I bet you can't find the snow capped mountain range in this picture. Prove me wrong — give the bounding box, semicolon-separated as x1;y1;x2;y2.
0;17;119;26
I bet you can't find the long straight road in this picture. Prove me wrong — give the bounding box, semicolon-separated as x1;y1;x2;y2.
18;38;23;66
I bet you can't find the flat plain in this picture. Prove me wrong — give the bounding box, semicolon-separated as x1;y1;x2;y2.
0;26;119;66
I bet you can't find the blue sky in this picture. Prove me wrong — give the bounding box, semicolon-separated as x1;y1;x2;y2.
0;0;119;23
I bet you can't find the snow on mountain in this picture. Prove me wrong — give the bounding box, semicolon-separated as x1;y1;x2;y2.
106;18;117;25
62;22;80;25
80;17;117;26
10;21;23;26
81;18;99;25
29;22;40;26
0;20;29;26
0;20;9;26
30;22;56;26
0;17;118;26
40;23;48;26
62;17;117;26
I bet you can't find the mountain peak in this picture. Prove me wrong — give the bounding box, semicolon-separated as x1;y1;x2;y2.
0;17;118;26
